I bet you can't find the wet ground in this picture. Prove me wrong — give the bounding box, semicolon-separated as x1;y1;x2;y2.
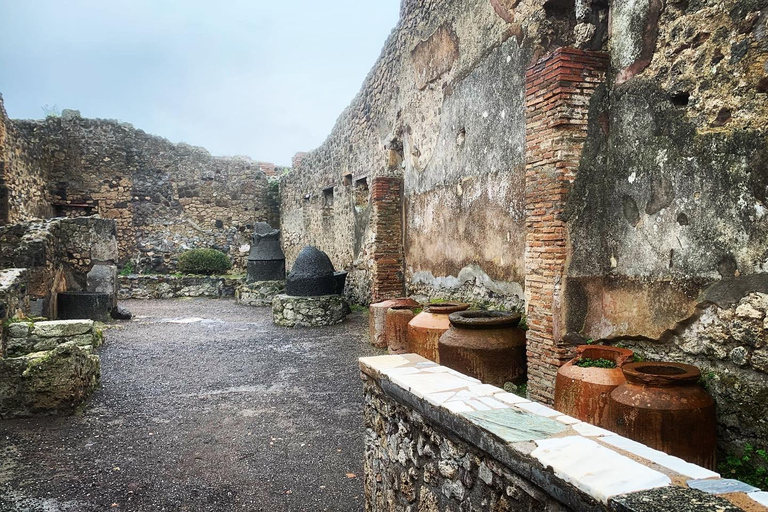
0;298;382;511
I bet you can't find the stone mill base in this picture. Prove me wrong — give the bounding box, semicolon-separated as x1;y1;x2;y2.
272;294;350;327
235;280;285;307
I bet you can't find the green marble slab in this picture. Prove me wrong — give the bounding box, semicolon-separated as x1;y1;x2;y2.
463;408;567;443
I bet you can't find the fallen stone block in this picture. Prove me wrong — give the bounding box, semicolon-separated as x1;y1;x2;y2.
33;319;93;338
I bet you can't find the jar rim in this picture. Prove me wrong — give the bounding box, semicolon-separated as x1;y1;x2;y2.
448;310;522;329
622;362;701;386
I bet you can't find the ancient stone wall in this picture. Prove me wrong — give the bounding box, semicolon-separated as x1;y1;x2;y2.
117;274;242;300
280;0;536;307
0;217;118;318
11;111;277;272
0;95;53;224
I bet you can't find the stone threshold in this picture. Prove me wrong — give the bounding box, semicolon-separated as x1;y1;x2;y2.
359;354;767;512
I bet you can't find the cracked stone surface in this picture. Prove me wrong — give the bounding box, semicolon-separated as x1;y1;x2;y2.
0;298;381;511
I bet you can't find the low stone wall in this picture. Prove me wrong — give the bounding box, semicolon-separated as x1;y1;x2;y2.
0;319;101;419
235;280;285;307
118;274;244;300
361;354;767;512
272;294;350;327
0;269;29;319
3;319;102;358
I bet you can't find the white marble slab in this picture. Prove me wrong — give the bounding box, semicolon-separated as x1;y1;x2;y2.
572;422;614;438
360;355;410;371
749;491;768;508
600;435;720;480
468;384;503;396
392;373;473;397
532;436;671;504
477;396;509;409
555;415;581;425
444;401;474;414
493;392;531;405
424;391;456;406
515;402;561;418
382;367;421;376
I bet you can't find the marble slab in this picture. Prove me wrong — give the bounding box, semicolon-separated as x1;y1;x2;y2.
463;408;567;443
687;478;760;495
532;436;671;503
600;435;719;480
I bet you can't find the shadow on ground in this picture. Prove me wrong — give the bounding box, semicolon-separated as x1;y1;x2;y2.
0;298;383;511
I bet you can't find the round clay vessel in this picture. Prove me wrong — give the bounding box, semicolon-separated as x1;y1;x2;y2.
608;362;717;469
407;303;470;362
554;345;634;428
438;310;526;387
386;305;419;354
369;298;420;348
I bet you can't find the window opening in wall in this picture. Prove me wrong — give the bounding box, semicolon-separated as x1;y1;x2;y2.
323;186;334;208
343;173;353;186
354;177;369;208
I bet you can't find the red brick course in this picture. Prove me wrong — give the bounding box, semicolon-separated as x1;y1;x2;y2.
524;48;608;405
371;177;405;302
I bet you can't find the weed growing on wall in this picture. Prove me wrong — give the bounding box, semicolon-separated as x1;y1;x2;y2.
719;444;768;491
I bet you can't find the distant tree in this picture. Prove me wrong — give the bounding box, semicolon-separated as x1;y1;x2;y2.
41;104;61;118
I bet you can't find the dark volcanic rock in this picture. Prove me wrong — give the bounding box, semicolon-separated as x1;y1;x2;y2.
285;246;336;297
247;222;286;283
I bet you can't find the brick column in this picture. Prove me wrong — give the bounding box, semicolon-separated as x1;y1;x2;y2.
524;48;608;404
370;176;405;303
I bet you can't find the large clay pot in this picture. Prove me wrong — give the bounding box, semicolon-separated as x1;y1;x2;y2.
407;303;470;363
438;311;526;387
369;298;420;348
554;345;634;428
608;362;717;469
386;306;419;354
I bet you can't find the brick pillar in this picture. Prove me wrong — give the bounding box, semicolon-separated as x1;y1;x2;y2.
524;48;608;404
370;176;405;303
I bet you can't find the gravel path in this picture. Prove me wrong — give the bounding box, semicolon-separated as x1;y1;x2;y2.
0;298;382;511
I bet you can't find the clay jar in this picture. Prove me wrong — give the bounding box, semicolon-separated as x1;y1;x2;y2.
385;305;419;354
608;362;717;470
438;311;526;387
554;345;634;429
407;303;470;362
369;298;420;348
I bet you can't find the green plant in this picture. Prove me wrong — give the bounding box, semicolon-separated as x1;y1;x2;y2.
349;304;367;313
719;444;768;490
585;338;596;345
119;262;134;277
177;248;231;275
632;353;646;363
576;358;617;369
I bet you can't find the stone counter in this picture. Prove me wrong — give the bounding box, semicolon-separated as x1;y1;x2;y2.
118;274;244;300
360;354;768;512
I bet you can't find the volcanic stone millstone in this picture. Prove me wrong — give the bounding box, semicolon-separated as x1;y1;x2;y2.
247;223;286;283
285;246;336;297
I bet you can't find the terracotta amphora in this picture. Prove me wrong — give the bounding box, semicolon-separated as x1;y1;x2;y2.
369;298;419;348
407;303;470;362
608;362;717;470
438;310;526;387
554;345;634;428
385;305;419;354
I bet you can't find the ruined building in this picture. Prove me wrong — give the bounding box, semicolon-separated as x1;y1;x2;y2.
280;0;768;459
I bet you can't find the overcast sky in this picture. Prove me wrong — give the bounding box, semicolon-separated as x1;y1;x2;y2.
0;1;400;165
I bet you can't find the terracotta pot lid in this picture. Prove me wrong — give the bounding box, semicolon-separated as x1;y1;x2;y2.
622;362;702;387
425;303;470;314
448;310;522;329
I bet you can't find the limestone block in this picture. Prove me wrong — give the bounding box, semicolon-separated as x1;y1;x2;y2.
236;280;286;307
0;341;100;419
33;319;93;338
7;322;32;338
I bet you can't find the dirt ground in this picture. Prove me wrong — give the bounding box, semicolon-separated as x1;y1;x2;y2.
0;298;382;511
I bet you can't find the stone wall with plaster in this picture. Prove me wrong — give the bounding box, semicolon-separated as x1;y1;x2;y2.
9;110;277;272
361;354;766;512
561;0;768;460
